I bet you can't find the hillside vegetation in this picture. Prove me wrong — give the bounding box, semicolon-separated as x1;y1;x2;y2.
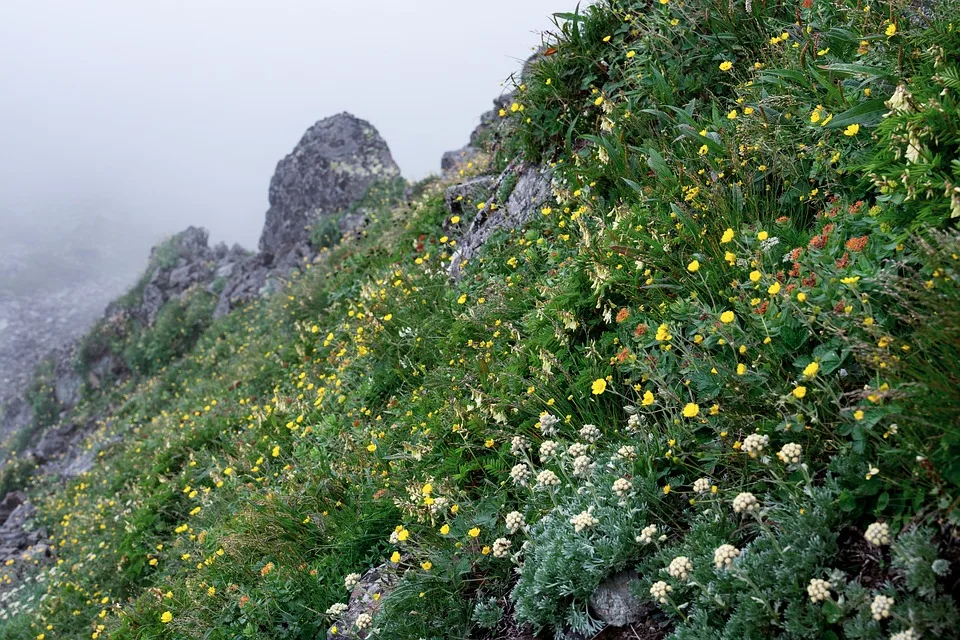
2;1;960;638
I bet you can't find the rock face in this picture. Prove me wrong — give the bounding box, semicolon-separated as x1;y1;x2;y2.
215;113;400;318
260;113;401;264
328;562;402;640
448;160;553;278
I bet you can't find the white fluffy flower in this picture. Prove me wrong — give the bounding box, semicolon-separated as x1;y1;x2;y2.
570;510;599;532
343;573;361;590
539;440;559;460
713;544;741;569
692;477;712;493
742;433;770;457
510;436;529;456
649;580;672;603
535;469;560;489
807;578;831;603
627;413;642;431
355;613;373;630
617;445;636;460
567;442;589;458
732;492;759;514
637;524;658;545
871;594;895;620
579;424;601;442
890;629;918;640
865;521;891;546
667;556;693;581
538;413;560;436
572;455;594;477
612;477;632;498
505;511;525;534
492;537;512;558
777;442;802;464
325;602;349;616
510;464;531;486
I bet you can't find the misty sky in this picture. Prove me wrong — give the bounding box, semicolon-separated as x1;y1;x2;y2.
0;0;563;249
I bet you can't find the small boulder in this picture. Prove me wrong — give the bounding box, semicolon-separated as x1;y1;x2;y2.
589;569;650;627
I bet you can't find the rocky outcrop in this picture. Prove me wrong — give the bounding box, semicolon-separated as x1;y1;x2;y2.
441;95;514;173
215;113;400;317
588;569;650;627
448;161;553;278
0;492;49;586
327;562;402;639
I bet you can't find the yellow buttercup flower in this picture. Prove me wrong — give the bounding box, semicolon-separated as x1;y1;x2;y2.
720;310;735;324
467;527;481;538
682;403;700;418
161;612;173;624
793;386;807;399
591;378;608;395
719;61;733;72
844;123;860;136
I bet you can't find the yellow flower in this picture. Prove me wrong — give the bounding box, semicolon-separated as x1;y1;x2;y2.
397;528;409;542
422;483;433;496
161;612;173;624
885;23;897;37
768;282;781;295
467;527;481;538
737;363;747;375
626;50;636;59
803;361;819;377
421;561;432;571
450;215;461;224
366;443;377;452
457;293;467;304
720;310;735;324
854;410;865;420
439;524;450;535
727;109;738;120
682;403;700;418
594;96;604;106
663;484;672;495
841;276;860;285
757;231;769;241
721;228;734;243
793;386;807;399
484;438;495;448
642;390;655;406
797;292;807;302
272;446;280;457
591;378;608;395
450;504;459;514
481;546;491;555
223;467;233;476
719;61;733;72
698;144;709;156
541;206;552;216
687;259;700;272
749;270;761;282
844;123;860;137
390;551;401;563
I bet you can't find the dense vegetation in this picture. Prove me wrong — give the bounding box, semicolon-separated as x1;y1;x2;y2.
2;1;959;639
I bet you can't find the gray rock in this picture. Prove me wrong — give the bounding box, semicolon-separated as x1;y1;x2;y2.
589;569;650;627
444;176;497;217
328;562;402;639
0;397;33;445
260;112;400;265
441;145;481;173
448;161;552;278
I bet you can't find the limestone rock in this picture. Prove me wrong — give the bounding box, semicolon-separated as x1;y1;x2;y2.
444;176;497;217
260;113;400;265
448;161;552;278
328;562;402;639
589;569;651;627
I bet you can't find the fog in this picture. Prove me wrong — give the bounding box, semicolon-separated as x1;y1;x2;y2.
0;0;561;251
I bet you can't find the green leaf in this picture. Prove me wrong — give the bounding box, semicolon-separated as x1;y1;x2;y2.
876;491;890;512
822;99;888;129
838;491;857;512
823;599;843;624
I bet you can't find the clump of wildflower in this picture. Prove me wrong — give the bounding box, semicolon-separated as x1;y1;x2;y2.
326;602;349;616
539;440;559;460
570;510;599;532
865;522;891;546
777;443;802;464
871;594;895;620
510;436;529;456
492;537;512;558
890;629;918;640
693;477;712;493
535;469;560;489
733;492;759;514
713;544;741;569
742;433;770;457
637;524;657;545
539;414;560;436
510;464;531;486
568;442;589;458
617;445;636;460
807;578;831;603
932;559;951;576
650;581;672;603
612;478;632;498
580;424;601;442
667;556;693;580
355;613;373;630
505;511;525;534
343;573;361;589
627;413;642;431
572;455;594;476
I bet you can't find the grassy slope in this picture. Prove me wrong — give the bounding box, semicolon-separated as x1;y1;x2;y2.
2;1;960;639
